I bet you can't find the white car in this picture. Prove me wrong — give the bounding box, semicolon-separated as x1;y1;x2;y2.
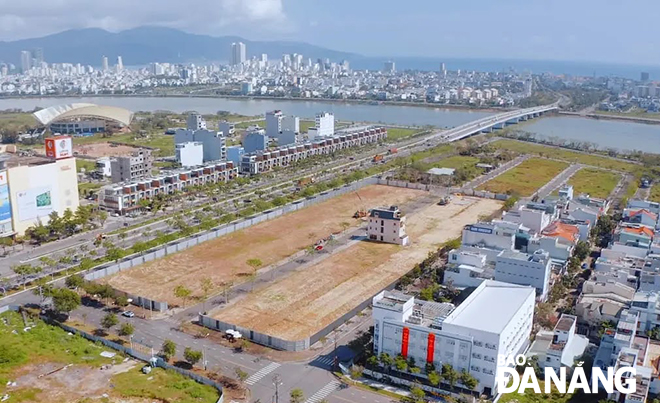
122;311;135;318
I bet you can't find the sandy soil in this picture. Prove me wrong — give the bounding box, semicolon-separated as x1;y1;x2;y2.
213;196;503;340
104;185;426;305
75;142;141;158
11;361;137;402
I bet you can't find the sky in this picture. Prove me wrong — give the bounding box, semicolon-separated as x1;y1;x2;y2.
0;0;658;65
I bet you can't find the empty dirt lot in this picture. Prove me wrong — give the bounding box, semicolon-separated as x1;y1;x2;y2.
75;142;140;158
212;196;503;341
103;185;426;305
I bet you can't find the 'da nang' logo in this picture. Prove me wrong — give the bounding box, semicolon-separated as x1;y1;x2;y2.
496;355;636;394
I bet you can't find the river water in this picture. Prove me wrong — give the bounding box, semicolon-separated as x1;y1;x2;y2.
0;96;658;153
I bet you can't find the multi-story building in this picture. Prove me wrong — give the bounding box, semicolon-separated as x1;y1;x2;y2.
461;222;517;252
231;42;246;66
240;127;386;175
243;128;269;154
99;161;237;214
529;314;589;374
218;120;235;137
501;201;558;233
308;112;334;138
175;128;226;163
265;110;283;139
443;248;493;288
110;149;153;183
186;113;207;130
175;142;204;167
367;206;409;245
372;280;535;397
494;249;552;300
226;145;245;166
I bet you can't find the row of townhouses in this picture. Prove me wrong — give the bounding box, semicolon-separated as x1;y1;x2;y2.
240;127;387;174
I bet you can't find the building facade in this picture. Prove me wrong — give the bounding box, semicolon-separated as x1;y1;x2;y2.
367;206;409;245
175;142;204;167
372;280;535;397
110;149;153;183
494;249;552;300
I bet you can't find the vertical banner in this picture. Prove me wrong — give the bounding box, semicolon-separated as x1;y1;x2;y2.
427;333;435;363
401;327;409;358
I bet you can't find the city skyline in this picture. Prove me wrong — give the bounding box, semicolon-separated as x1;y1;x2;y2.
0;0;659;66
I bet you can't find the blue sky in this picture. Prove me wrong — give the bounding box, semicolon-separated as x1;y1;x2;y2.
0;0;658;65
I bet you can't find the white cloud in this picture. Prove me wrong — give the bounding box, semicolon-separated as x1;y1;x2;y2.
0;0;289;40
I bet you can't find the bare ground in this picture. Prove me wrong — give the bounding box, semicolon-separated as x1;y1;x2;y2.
75;142;141;158
103;185;426;305
213;196;503;340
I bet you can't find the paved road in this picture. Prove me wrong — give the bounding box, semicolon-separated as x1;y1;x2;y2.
532;163;583;200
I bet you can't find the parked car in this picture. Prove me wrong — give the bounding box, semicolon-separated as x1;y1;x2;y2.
122;311;135;318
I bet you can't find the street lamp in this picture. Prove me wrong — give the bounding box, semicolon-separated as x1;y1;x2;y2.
272;374;282;403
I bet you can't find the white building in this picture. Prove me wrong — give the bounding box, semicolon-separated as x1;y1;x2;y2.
308;112;334;138
175;142;204;167
367;206;409;245
186;113;207;130
494;249;552;300
443;248;493;288
461;222;516;252
502;201;557;234
372;280;535;397
527;314;589;374
281;115;300;133
218;121;235;137
175;128;226;163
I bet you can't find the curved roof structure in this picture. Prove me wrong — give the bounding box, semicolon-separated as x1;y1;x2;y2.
33;103;134;126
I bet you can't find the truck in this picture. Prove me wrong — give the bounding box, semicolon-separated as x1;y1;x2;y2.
387;148;398;155
372;154;384;163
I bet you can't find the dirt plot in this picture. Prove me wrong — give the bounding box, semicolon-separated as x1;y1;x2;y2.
75;142;141;158
104;185;426;305
213;197;503;341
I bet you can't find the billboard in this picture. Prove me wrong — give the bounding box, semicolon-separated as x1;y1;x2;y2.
0;171;10;224
16;186;53;221
45;136;73;159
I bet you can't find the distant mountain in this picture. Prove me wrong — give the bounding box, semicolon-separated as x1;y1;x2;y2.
0;26;357;66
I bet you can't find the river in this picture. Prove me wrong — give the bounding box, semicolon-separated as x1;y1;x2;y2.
0;96;658;153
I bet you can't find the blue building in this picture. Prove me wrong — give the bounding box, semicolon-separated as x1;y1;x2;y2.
243;131;268;154
227;146;245;166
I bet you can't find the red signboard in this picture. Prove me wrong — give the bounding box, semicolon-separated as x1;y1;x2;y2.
427;333;435;363
401;327;410;358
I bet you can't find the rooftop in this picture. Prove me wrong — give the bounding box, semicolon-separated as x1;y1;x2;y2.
555;315;576;332
443;280;535;334
541;221;580;243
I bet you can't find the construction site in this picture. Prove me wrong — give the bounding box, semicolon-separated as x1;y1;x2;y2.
201;195;503;351
101;185;426;306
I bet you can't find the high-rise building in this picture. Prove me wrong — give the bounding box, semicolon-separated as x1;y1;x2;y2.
231;42;246;66
313;112;334;137
260;54;268;63
102;56;109;71
265;110;283;139
20;51;32;73
116;56;123;72
32;48;44;67
383;60;396;73
641;72;650;82
186;113;207;130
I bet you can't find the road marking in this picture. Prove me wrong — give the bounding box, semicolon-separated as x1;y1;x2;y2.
304;380;342;403
244;362;281;385
329;395;357;403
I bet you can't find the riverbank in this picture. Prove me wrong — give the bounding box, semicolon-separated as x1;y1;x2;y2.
0;92;509;113
559;110;660;125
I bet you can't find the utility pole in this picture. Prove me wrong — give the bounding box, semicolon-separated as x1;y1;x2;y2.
272;374;282;403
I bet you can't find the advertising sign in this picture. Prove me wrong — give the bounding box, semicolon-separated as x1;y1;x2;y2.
45;136;73;159
0;171;10;223
467;225;493;234
17;186;53;221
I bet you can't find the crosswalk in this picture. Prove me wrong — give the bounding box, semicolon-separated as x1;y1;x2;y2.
245;362;281;385
304;380;342;403
313;355;335;368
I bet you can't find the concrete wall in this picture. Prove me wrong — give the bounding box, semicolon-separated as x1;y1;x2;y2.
84;177;381;312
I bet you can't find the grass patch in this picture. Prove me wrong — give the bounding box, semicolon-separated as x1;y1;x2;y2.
384;127;423;140
431;155;480;170
0;311;114;385
491;139;640;173
111;367;219;403
565;168;620;199
0;112;37;132
477;158;568;196
75;158;97;173
235;119;265;129
650;186;660;203
78;182;103;196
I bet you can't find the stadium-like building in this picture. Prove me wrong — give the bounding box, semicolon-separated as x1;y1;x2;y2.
33;103;134;135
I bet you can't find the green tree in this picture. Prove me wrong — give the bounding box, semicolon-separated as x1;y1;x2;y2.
119;322;135;337
394;354;408;372
114;294;129;307
460;370;478;390
379;352;394;368
200;277;214;312
428;371;441;387
289;388;304;403
410;385;425;403
174;285;192;307
442;363;458;388
161;339;176;360
366;355;379;367
183;347;203;367
12;264;39;289
573;240;591;261
101;313;119;331
65;274;84;290
106;248;125;262
52;288;81;314
246;258;262;291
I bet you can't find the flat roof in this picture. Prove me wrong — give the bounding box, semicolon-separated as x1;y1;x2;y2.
443;280;535;334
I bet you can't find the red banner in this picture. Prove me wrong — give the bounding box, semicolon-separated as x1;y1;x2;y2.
401;327;410;358
427;333;435;363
